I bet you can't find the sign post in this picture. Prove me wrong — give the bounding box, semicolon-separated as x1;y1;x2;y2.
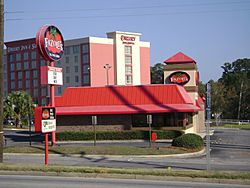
92;116;97;146
36;25;64;165
36;25;64;147
206;82;211;171
147;114;152;148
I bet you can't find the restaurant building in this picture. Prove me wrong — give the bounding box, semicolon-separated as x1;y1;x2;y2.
5;31;204;133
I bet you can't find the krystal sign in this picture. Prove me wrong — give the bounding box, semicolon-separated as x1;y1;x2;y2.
36;25;64;62
169;71;190;85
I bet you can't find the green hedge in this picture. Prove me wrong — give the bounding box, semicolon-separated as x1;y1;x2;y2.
172;133;204;149
56;130;183;141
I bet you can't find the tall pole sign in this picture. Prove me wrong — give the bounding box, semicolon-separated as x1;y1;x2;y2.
36;25;64;165
206;82;211;171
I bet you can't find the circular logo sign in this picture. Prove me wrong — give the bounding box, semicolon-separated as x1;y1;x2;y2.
42;109;50;119
36;25;64;62
169;71;190;85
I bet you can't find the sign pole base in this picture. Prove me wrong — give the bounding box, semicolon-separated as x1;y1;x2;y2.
45;133;48;165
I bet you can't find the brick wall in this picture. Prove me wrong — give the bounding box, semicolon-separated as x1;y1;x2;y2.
56;114;132;132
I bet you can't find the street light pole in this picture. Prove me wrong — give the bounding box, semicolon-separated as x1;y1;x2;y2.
0;0;4;163
104;64;112;86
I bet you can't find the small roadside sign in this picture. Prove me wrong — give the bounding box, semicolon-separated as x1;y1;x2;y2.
41;107;56;133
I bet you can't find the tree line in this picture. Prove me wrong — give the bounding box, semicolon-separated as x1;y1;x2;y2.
150;58;250;120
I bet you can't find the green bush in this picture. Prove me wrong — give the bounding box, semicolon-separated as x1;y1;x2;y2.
56;130;183;141
171;133;204;149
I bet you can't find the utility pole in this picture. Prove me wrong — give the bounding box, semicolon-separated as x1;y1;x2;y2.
0;0;4;163
237;81;243;124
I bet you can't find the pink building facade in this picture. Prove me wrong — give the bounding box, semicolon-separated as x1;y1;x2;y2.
4;31;150;106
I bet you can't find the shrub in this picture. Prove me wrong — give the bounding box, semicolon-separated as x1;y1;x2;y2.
56;130;183;141
171;133;204;149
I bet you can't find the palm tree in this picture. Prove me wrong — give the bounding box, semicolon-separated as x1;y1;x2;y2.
3;91;34;128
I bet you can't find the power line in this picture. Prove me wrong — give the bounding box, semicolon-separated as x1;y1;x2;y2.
5;8;250;22
5;1;250;14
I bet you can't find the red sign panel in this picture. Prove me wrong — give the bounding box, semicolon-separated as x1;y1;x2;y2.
169;71;190;85
36;25;64;62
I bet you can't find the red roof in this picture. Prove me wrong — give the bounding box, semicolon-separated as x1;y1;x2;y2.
164;52;196;64
55;85;199;115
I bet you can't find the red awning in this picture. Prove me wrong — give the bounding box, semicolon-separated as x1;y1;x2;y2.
55;84;200;115
56;104;199;115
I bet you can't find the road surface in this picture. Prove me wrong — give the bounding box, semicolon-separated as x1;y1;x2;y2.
0;175;249;188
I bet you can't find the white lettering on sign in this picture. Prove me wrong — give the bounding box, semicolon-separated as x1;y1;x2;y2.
44;38;63;51
47;66;63;85
7;43;37;53
42;119;56;133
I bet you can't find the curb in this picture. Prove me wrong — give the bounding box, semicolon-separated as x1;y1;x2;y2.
4;148;206;158
0;170;249;185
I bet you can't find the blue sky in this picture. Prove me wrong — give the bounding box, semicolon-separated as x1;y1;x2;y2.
4;0;250;82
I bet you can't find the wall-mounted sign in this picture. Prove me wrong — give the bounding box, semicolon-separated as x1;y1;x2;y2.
169;71;190;85
41;107;56;133
36;25;64;62
7;43;36;53
40;66;63;85
121;35;135;45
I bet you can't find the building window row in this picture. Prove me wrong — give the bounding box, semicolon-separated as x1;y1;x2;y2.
9;51;37;62
125;46;133;85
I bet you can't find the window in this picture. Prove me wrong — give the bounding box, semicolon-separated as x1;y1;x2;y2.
41;87;47;97
41;98;47;106
66;66;70;73
82;44;89;53
17;72;22;79
74;55;78;63
33;70;38;78
16;62;21;70
31;61;37;69
26;80;30;88
75;76;79;82
23;52;29;60
125;46;132;54
125;56;132;64
65;47;71;55
25;71;30;79
83;64;89;73
83;74;90;84
33;88;38;97
9;54;15;62
11;81;15;89
11;72;15;80
18;80;22;89
10;63;15;71
40;60;46;66
24;61;29;69
31;51;36;59
57;87;62;95
82;54;89;63
16;53;21;61
125;66;132;74
126;75;132;84
66;76;70;83
33;79;38;87
73;45;80;54
66;56;70;64
74;66;78;73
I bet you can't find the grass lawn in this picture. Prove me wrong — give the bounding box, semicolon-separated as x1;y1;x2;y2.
3;145;202;155
0;163;249;180
212;124;250;130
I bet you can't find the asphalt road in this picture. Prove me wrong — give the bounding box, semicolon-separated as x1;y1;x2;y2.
3;128;250;171
0;175;249;188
